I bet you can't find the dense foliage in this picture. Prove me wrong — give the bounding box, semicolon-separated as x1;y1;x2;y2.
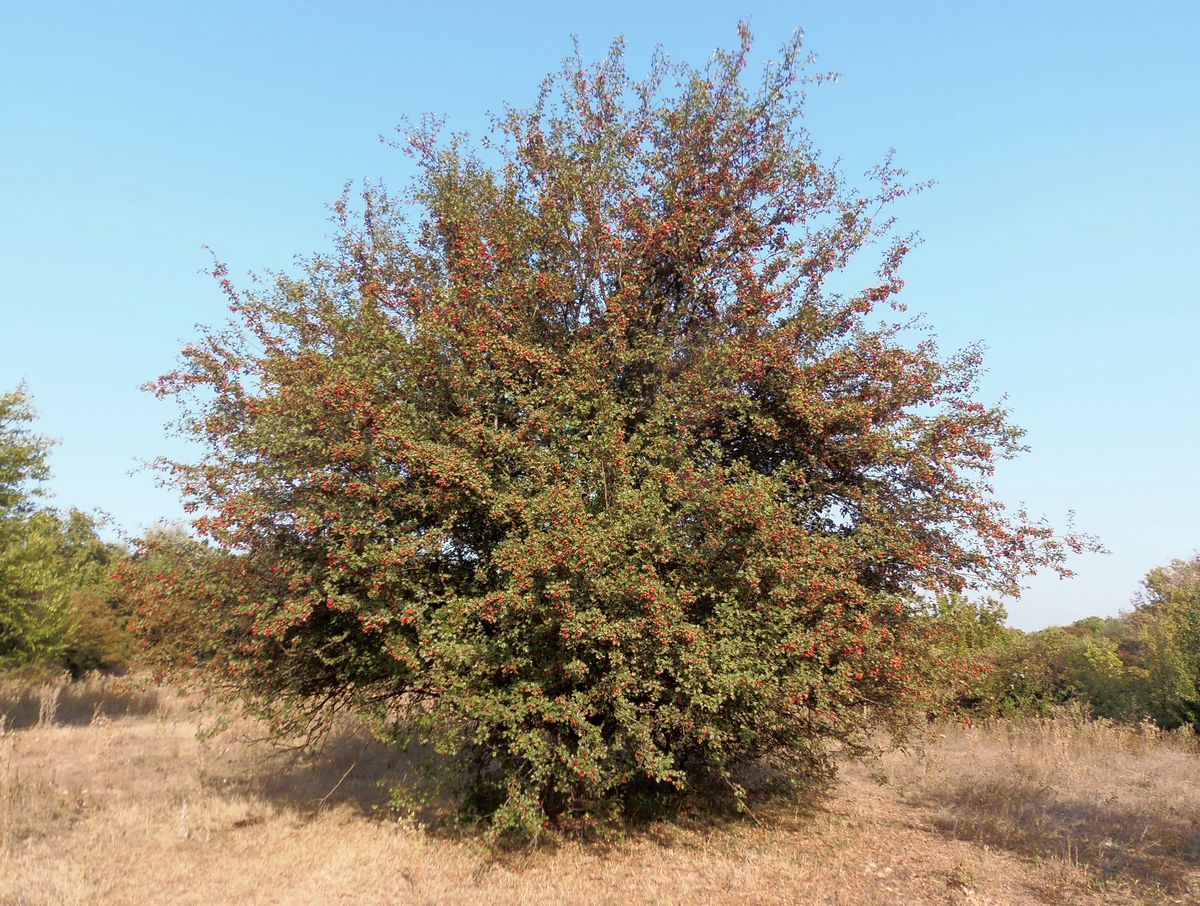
1136;558;1200;729
935;561;1200;732
133;29;1089;835
0;386;129;674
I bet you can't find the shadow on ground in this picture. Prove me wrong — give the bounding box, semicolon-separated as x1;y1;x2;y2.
914;777;1200;895
205;725;830;848
206;725;435;822
0;681;162;729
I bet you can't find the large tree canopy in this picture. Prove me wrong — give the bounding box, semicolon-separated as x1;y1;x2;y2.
135;28;1090;835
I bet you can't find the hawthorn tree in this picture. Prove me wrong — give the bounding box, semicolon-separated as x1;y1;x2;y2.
134;28;1090;835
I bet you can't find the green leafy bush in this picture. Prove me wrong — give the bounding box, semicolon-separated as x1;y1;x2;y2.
1135;558;1200;730
0;387;131;673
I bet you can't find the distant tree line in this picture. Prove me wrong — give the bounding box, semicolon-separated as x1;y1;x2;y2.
929;565;1200;731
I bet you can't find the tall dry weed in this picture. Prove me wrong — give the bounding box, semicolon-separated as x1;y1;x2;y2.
36;678;65;727
0;691;1195;904
885;712;1200;900
0;715;13;861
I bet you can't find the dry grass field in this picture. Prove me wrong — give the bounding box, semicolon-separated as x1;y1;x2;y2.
2;676;1197;905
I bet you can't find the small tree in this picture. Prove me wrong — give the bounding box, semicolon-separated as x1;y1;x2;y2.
920;593;1022;714
1135;557;1200;730
57;508;133;675
121;524;238;669
0;385;71;666
141;27;1090;835
0;386;130;672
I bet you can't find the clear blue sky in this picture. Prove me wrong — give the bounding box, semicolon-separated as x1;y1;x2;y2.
2;2;1196;630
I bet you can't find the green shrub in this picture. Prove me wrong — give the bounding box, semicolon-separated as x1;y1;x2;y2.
0;387;132;673
1135;558;1200;730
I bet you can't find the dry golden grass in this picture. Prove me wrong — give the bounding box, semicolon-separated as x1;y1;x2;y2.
1;677;1197;905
